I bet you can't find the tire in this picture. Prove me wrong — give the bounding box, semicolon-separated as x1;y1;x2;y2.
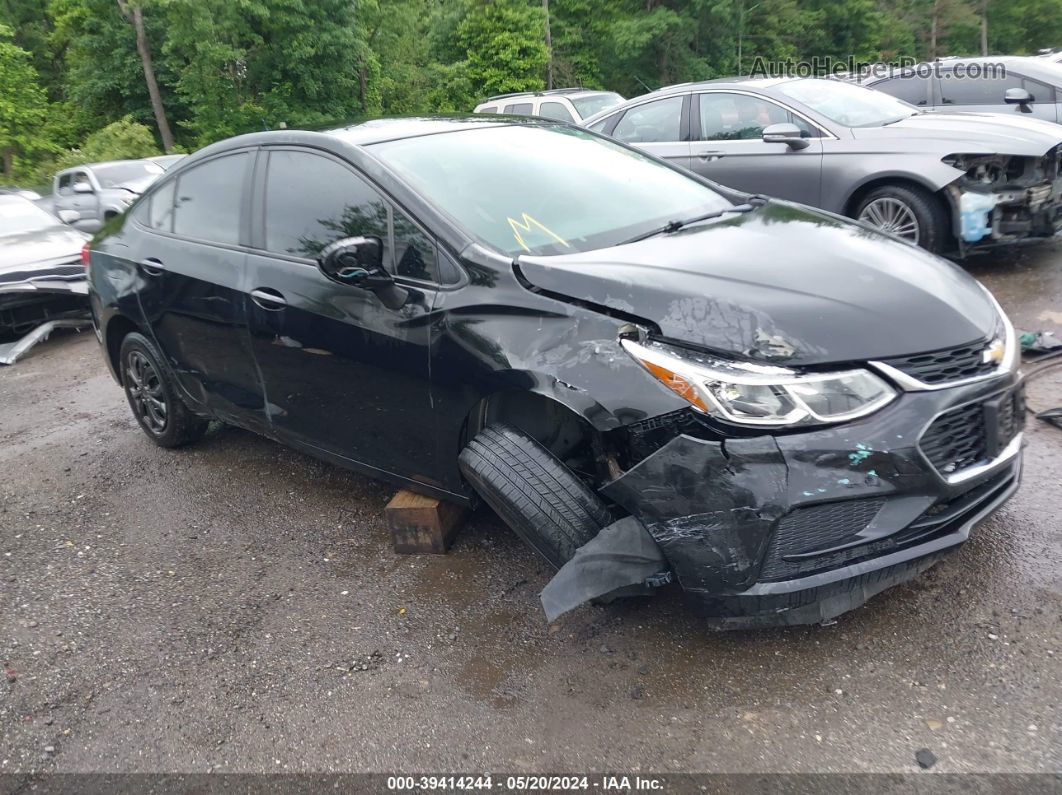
854;184;951;253
459;423;611;568
119;332;209;448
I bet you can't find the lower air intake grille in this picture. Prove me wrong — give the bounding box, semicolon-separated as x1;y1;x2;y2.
920;403;988;475
759;498;886;581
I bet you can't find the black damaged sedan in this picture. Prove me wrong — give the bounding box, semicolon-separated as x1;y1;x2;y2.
87;116;1023;627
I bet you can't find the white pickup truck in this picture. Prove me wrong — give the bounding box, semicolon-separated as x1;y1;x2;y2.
52;155;185;232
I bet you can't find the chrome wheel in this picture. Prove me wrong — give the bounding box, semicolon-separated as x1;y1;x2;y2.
859;197;920;244
125;350;167;434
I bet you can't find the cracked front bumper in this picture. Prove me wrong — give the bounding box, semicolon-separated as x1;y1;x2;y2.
601;371;1025;628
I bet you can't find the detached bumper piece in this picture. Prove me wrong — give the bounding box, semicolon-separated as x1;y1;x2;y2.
601;379;1024;629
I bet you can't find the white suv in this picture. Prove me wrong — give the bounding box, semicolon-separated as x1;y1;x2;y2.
474;88;625;123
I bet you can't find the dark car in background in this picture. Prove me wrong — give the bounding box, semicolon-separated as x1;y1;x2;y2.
0;194;89;340
88;117;1023;627
582;77;1062;255
864;56;1062;124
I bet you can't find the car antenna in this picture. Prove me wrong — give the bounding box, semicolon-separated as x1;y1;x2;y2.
633;75;654;93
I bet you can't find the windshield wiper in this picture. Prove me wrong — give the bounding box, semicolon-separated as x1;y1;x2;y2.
620;195;768;246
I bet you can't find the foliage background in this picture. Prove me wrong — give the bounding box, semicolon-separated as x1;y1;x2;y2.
2;0;1061;183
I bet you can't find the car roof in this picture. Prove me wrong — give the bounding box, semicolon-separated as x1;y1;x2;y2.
479;87;615;104
866;55;1062;84
58;159;152;174
177;115;564;168
651;76;796;94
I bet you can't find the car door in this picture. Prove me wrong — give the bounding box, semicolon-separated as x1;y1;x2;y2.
687;91;823;205
54;170;100;231
606;94;690;169
243;146;440;483
937;70;1059;122
132;149;269;432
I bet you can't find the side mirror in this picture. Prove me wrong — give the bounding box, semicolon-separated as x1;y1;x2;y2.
73;182;94;194
762;123;810;150
317;236;408;310
57;209;81;224
1004;87;1033;112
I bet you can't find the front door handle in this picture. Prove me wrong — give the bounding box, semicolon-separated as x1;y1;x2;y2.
250;287;287;310
139;257;165;276
695;150;724;161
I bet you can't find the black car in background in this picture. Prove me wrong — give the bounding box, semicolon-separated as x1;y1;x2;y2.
1;194;89;340
87;117;1023;627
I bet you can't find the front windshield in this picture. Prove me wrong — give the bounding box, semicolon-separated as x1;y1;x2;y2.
93;161;164;188
0;197;60;236
572;92;625;118
370;124;730;256
777;79;919;127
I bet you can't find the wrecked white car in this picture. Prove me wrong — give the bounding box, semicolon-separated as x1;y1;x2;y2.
0;194;89;363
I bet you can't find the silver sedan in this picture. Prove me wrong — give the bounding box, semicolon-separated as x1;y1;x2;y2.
582;77;1062;255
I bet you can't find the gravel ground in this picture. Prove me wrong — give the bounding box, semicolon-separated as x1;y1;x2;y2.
1;242;1060;777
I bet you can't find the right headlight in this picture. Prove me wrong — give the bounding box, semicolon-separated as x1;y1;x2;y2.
621;338;897;427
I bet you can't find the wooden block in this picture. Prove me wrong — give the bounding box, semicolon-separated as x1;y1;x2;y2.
386;489;467;554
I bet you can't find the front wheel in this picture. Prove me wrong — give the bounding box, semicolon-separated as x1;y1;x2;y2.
459;423;611;568
119;332;209;448
855;184;950;253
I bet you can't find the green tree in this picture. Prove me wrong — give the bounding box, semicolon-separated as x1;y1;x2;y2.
456;0;549;96
0;24;50;178
160;0;374;144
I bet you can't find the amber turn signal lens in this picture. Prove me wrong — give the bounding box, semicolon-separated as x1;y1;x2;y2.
641;359;711;413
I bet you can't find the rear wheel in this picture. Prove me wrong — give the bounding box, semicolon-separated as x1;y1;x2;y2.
459;423;611;568
119;332;208;448
855;184;950;253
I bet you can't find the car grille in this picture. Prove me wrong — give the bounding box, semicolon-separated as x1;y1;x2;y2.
880;339;997;385
920;389;1024;477
758;468;1017;582
0;263;84;285
759;498;886;581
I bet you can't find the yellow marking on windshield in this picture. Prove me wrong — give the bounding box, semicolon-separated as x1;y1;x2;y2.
507;213;570;252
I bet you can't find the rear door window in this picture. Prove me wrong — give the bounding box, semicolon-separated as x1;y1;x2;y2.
538;101;575;122
611;96;684;143
172;153;247;245
503;102;533;115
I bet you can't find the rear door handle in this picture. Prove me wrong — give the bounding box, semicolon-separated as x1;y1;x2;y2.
250;287;287;310
139;257;165;276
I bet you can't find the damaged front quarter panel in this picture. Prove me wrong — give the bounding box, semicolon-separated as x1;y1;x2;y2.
601;434;788;594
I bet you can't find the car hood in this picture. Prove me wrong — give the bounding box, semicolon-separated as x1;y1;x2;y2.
107;175;156;195
852;111;1062;156
516;201;998;366
0;225;88;272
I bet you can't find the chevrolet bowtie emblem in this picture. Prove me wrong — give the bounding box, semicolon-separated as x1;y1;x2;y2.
982;338;1006;365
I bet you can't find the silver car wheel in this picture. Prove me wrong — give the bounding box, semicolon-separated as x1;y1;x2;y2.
859;197;920;244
